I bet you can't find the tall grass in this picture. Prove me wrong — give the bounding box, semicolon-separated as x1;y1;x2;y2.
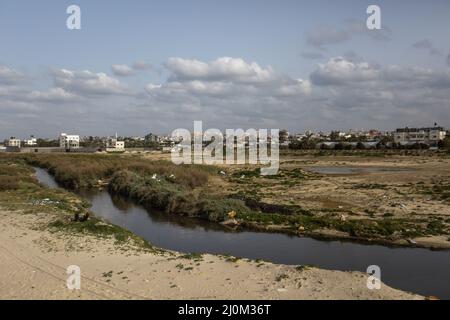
109;169;251;222
0;155;35;191
24;154;209;189
22;154;248;222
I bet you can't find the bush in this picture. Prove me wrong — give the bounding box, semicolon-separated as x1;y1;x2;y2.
25;154;209;189
0;175;19;191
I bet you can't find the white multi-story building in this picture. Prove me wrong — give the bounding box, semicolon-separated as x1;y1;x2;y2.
23;135;37;146
106;135;125;152
60;133;80;149
394;126;446;145
7;137;21;148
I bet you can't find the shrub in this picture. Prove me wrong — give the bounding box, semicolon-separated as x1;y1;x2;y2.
0;175;19;191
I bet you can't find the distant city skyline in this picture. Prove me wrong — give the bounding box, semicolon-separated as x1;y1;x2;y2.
1;0;450;137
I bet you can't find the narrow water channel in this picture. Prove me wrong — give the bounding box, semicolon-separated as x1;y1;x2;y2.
34;167;450;299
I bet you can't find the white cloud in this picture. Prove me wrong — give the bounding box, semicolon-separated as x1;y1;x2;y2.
51;68;130;96
311;57;380;85
111;64;135;76
165;57;280;84
0;65;25;85
308;57;450;128
28;88;78;102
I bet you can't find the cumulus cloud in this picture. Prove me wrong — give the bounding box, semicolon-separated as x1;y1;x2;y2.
2;56;450;138
51;68;130;96
28;88;78;103
152;57;311;97
111;64;135;77
311;57;380;85
165;57;282;84
0;65;25;85
308;57;450;127
137;57;313;130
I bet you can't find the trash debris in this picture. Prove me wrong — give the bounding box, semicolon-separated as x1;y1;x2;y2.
227;211;237;219
219;171;226;176
31;199;61;206
298;226;305;231
221;219;239;227
340;214;347;222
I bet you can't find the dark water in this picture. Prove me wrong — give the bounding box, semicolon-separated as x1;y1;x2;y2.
34;167;450;299
304;166;415;175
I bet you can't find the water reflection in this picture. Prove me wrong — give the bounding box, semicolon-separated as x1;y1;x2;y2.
34;167;450;299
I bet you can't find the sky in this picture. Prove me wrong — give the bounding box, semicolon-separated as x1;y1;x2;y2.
0;0;450;138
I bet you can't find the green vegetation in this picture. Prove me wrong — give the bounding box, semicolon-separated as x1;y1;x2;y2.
178;253;204;261
108;169;252;222
1;153;448;247
417;182;450;202
295;265;312;272
0;154;156;251
24;153;210;189
24;154;253;222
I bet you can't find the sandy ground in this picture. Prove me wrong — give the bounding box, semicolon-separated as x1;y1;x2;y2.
0;208;422;300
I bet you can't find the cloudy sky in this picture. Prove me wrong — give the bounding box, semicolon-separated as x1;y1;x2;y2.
1;0;450;139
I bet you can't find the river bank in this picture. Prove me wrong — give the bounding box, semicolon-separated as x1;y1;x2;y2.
0;154;447;299
33;166;450;299
23;153;450;250
0;207;423;300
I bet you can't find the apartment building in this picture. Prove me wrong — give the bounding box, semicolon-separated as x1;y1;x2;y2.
7;137;21;148
394;126;446;145
23;135;37;146
60;133;80;150
106;135;125;152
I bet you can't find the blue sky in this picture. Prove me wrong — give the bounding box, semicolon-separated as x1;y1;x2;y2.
1;0;450;138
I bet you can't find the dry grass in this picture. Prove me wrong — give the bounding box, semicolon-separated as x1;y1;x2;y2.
24;154;210;189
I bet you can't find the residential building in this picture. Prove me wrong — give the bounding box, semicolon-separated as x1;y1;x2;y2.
106;134;125;152
60;133;80;150
7;137;21;148
23;135;37;146
394;126;446;145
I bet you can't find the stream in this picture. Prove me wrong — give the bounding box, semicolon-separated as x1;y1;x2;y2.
34;167;450;299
